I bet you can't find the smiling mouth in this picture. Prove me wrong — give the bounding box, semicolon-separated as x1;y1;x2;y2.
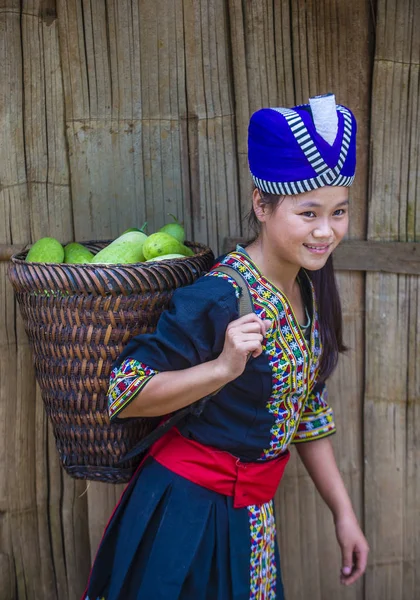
303;243;331;253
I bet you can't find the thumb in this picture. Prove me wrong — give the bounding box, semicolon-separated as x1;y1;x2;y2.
341;546;353;576
263;319;273;333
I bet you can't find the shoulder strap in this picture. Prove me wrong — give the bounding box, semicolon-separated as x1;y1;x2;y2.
118;266;255;464
211;264;254;318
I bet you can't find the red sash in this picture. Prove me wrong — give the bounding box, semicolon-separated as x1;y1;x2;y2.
149;427;290;508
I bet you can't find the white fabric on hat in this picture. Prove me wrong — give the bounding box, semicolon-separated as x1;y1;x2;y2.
309;93;339;146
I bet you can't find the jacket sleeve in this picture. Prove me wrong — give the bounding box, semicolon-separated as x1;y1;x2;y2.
291;381;336;443
108;275;239;420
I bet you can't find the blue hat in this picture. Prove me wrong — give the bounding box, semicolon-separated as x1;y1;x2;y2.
248;94;357;195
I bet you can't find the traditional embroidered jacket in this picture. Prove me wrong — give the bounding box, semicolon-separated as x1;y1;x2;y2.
109;249;335;453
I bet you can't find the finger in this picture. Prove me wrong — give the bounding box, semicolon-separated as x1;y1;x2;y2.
229;315;273;341
341;565;362;586
238;340;264;358
346;546;369;585
355;546;369;576
230;322;267;335
342;546;368;586
226;331;264;351
342;541;370;585
236;334;264;348
226;325;258;344
263;319;273;333
236;332;264;342
234;313;271;335
341;546;353;578
234;313;265;326
227;336;263;354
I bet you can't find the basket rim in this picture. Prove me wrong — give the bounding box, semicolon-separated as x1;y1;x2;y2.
10;239;211;269
8;239;215;296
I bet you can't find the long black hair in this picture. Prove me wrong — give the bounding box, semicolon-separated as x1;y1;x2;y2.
247;190;347;382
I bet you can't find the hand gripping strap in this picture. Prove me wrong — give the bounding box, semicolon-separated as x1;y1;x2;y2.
118;265;255;464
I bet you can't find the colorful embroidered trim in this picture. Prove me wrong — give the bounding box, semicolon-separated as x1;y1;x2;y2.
248;501;277;599
205;270;241;299
214;251;335;456
108;359;158;419
292;384;336;442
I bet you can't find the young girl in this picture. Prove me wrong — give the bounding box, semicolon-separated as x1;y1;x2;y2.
84;94;369;600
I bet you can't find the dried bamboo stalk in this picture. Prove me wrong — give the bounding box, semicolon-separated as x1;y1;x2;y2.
365;1;419;598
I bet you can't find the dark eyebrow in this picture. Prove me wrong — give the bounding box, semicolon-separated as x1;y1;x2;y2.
297;199;350;209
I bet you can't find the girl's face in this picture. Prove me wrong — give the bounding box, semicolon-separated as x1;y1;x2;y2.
254;186;349;271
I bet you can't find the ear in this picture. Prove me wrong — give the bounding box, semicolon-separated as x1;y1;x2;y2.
252;188;268;222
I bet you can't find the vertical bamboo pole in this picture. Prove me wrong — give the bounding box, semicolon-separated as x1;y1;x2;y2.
365;1;420;599
182;0;240;253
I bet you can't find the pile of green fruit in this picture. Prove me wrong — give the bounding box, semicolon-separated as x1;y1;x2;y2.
25;216;194;265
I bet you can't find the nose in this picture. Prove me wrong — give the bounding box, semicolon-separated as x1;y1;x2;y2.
312;218;333;239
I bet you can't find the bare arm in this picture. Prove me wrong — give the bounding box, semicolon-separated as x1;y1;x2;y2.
296;437;353;518
119;358;230;417
296;437;369;586
118;313;271;418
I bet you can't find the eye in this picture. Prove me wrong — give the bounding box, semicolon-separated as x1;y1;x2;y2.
300;211;316;218
333;208;347;216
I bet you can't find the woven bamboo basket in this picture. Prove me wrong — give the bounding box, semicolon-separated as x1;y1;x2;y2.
8;240;214;483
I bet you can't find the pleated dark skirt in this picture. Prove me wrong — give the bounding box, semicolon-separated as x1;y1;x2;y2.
84;457;285;600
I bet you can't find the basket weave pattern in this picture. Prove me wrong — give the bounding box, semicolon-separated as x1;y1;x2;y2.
8;241;214;483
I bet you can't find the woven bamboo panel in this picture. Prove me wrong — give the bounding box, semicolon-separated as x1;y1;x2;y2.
1;1;418;599
365;1;420;599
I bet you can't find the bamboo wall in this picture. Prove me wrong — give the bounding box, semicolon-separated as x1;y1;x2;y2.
0;1;418;599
